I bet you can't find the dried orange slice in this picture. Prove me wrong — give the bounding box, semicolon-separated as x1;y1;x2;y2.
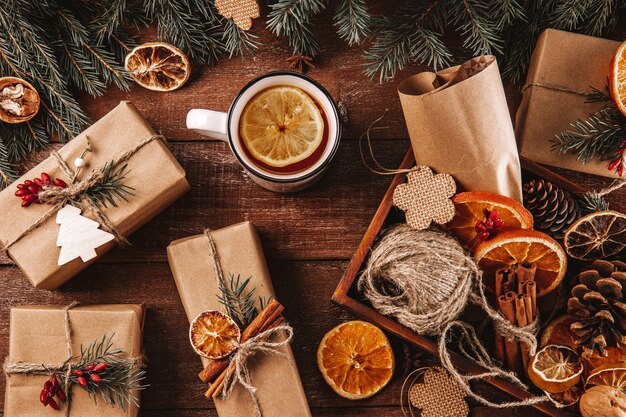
446;191;533;251
584;348;626;376
240;86;324;168
189;310;240;359
563;211;626;261
546;383;582;407
474;229;567;297
585;363;626;390
317;321;394;400
540;315;579;349
528;345;583;394
125;42;190;91
610;40;626;117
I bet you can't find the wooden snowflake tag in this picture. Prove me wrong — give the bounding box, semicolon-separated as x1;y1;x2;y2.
393;166;456;230
215;0;260;30
409;367;469;417
56;205;115;266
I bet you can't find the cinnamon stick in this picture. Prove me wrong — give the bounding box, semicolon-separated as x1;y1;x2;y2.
525;281;537;318
515;294;530;372
516;262;537;283
206;316;286;399
523;293;533;325
199;300;283;383
498;292;521;374
501;267;517;294
494;268;513;364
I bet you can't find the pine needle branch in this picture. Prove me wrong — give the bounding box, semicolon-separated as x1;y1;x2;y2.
334;0;371;46
221;19;260;58
0;140;16;189
86;161;135;208
217;274;260;329
267;0;326;57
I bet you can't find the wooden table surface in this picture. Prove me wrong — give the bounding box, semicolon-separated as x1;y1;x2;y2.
1;9;625;417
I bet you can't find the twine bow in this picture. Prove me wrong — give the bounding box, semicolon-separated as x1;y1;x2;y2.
221;325;294;417
2;134;165;253
204;228;295;417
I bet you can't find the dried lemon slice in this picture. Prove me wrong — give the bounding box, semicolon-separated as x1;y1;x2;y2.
240;86;324;168
528;345;583;394
189;310;240;359
125;42;190;92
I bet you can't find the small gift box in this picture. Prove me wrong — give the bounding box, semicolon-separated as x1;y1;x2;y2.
4;304;146;417
167;221;311;417
398;56;523;201
0;101;190;289
516;29;621;178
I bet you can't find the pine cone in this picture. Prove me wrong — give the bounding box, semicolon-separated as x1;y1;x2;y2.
523;179;580;240
568;260;626;357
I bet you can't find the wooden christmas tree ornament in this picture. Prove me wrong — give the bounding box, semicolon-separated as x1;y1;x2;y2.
56;205;115;266
215;0;259;30
393;166;456;230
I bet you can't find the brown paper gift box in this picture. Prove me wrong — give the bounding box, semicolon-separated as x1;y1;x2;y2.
0;101;190;290
167;221;311;417
4;304;145;417
398;56;523;201
516;29;621;178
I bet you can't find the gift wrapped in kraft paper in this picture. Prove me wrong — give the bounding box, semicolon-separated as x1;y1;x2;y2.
516;29;621;178
167;221;311;417
4;304;145;417
0;101;190;290
398;56;523;201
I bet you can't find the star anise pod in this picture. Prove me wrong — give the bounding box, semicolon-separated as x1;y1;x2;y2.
287;53;315;73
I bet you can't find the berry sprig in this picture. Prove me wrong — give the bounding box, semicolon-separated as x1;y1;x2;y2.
40;375;66;410
73;361;107;387
14;172;67;207
475;208;504;241
607;140;625;177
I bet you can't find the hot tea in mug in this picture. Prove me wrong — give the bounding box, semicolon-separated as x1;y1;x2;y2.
186;72;341;192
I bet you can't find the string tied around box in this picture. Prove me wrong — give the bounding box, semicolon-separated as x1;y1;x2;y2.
3;302;147;414
358;224;555;408
1;134;165;253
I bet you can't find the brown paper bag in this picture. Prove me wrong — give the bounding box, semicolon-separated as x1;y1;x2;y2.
167;221;311;417
4;304;145;417
516;29;621;178
398;56;523;201
0;101;190;289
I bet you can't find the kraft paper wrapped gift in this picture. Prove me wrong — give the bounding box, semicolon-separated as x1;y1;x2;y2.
516;29;621;178
167;221;311;417
0;101;190;290
4;304;145;417
398;56;523;201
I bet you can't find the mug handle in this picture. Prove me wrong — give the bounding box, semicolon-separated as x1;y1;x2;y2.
186;109;228;142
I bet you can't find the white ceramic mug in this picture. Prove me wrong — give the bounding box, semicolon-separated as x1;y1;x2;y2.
186;71;341;192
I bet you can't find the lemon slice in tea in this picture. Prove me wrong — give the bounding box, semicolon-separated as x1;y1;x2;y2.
240;86;324;168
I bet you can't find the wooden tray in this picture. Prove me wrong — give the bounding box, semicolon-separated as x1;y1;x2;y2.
332;151;620;417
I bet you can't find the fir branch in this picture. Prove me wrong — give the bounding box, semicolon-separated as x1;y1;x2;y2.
580;191;610;213
448;0;504;55
221;19;260;58
491;0;526;29
334;0;371;46
0;121;48;162
0;140;16;189
217;274;259;329
267;0;325;57
554;105;626;164
86;161;135;208
550;0;592;30
61;334;147;411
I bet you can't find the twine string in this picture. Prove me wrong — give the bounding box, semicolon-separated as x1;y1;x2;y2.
2;134;165;252
521;82;591;97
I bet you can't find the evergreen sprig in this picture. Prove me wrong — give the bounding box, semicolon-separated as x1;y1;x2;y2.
0;140;16;190
60;334;147;411
87;161;135;208
334;0;371;46
217;273;273;329
267;0;326;57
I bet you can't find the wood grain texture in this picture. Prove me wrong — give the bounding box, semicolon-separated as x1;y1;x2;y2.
2;6;625;416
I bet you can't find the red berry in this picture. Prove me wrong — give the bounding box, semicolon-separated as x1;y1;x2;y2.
41;173;51;182
48;397;59;410
618;163;624;177
90;373;101;383
40;389;48;404
27;185;39;194
489;209;499;221
51;376;59;393
16;183;25;190
33;178;43;186
14;189;28;196
484;219;494;229
609;158;621;171
23;180;33;186
493;218;504;228
478;231;490;241
73;369;83;377
21;194;38;206
94;362;107;372
54;178;67;188
77;376;87;387
84;364;95;371
57;389;66;402
43;380;52;392
475;221;486;232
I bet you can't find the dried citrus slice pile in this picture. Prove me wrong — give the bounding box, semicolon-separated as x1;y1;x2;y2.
446;191;533;251
474;229;567;297
240;86;324;168
610;40;626;117
563;211;626;260
189;310;240;359
528;345;583;394
317;320;394;399
125;42;190;91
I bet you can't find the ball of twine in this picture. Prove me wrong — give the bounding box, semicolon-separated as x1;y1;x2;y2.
357;224;478;336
